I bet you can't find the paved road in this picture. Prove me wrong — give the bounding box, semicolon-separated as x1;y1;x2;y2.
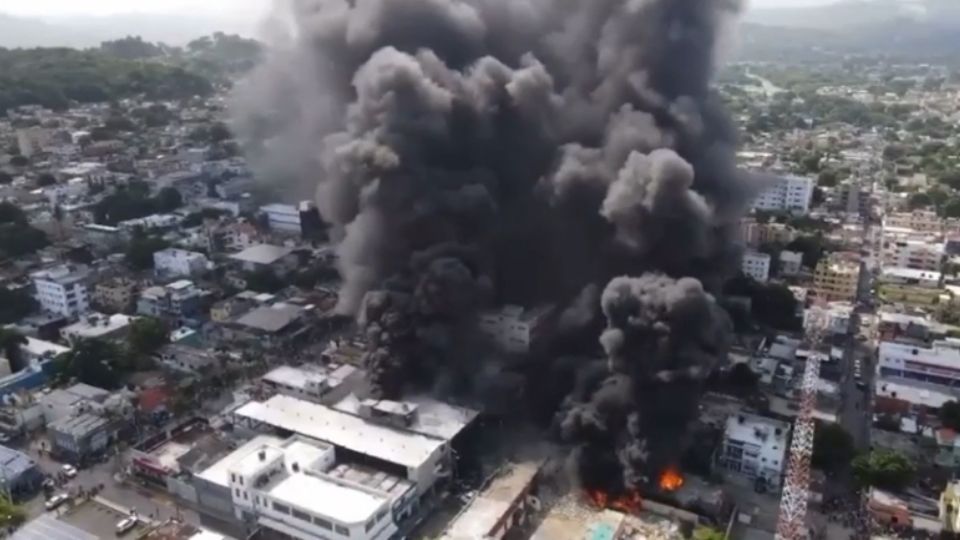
21;441;199;526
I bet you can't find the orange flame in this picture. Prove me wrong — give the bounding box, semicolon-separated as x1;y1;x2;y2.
585;489;643;514
659;467;684;492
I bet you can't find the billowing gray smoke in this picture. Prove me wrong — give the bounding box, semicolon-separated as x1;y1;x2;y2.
233;0;753;491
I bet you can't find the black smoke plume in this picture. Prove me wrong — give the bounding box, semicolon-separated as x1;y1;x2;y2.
233;0;752;492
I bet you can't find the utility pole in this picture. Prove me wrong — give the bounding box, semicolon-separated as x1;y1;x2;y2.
775;304;828;540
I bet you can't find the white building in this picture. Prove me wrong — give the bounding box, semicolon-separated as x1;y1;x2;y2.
153;248;210;278
477;305;555;354
31;265;91;318
877;341;960;407
232;393;477;498
61;313;135;344
879;267;942;289
752;176;814;213
260;203;304;234
882;238;944;272
779;250;804;276
806;302;854;336
718;412;790;490
741;251;771;282
261;364;362;405
17;127;51;158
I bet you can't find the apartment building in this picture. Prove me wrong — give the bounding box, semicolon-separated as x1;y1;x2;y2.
717;412;790;491
812;256;861;302
153;248;210;278
752;176;814;213
882;238;944;272
883;210;942;234
93;277;139;313
741;251;771;282
31;265;91;318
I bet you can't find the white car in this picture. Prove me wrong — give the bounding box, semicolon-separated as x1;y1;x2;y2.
44;493;70;511
116;516;138;535
62;464;77;478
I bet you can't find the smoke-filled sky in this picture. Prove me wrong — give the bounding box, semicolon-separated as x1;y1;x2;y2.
0;0;841;17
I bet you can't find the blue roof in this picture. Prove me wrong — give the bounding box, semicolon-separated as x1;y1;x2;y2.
0;444;37;480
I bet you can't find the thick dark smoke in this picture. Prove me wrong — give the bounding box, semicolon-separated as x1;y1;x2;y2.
233;0;752;492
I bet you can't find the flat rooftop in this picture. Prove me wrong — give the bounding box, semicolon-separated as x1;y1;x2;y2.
441;462;540;540
334;393;478;440
235;305;302;333
269;472;388;525
196;434;283;488
234;394;445;468
229;244;294;265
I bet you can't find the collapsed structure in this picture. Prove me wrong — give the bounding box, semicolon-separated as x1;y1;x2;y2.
233;0;755;492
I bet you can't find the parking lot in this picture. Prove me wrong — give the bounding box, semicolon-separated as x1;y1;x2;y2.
58;499;148;539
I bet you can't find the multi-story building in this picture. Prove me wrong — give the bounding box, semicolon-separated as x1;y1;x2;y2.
31;265;91;318
779;250;804;276
93;277;139;313
153;248;210;278
61;313;134;344
261;364;362;405
883;210;942;234
137;280;205;322
477;305;555;354
741;251;771;282
812;256;861;302
878;341;960;393
717;412;790;491
752;176;814;213
739;219;797;248
881;238;944;272
47;412;116;463
229;244;298;277
206;221;260;253
38;383;110;424
260;203;303;235
16;127;51;158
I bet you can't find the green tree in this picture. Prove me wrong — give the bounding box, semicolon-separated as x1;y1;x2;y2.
124;232;169;270
812;423;856;472
940;401;960;431
852;449;915;490
0;328;27;373
127;317;169;357
244;269;284;294
52;339;124;389
0;172;13;185
692;527;725;540
8;156;27;168
0;288;36;324
944;199;960;219
35;173;57;187
155;187;183;212
786;235;828;269
817;169;839;188
908;192;932;210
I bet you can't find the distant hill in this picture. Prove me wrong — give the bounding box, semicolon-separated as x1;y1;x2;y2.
739;0;960;61
0;12;260;49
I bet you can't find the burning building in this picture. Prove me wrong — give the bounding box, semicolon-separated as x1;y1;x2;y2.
233;0;755;495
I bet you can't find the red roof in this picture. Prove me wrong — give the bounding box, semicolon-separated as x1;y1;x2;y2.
139;387;170;413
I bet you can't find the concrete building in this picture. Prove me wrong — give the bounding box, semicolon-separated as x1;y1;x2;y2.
137;280;205;321
780;250;804;276
739;219;797;248
229;244;298;277
196;434;410;540
741;251;771;283
260;203;303;234
47;412;116;463
31;265;91;318
61;313;134;344
38;383;110;424
154;248;210;278
232;393;476;500
477;305;555;354
156;344;218;376
717;412;789;491
440;462;541;540
880;267;942;289
0;444;43;499
261;364;362;405
876;341;960;408
16;126;51;158
93;277;139;312
882;238;944;272
884;210;942;234
807;302;854;336
221;304;310;349
752;175;814;213
812;256;861;302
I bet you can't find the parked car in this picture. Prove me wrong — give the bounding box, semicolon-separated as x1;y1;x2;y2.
116;516;139;535
62;464;77;478
44;493;70;511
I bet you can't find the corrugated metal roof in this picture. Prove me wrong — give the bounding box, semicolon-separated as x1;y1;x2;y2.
12;514;98;540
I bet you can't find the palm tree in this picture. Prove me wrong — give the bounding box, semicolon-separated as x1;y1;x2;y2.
0;329;27;373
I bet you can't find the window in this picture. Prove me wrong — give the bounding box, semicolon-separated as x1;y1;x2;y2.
242;491;248;500
335;525;350;536
273;502;291;514
230;473;236;483
313;517;333;530
366;519;374;532
234;488;240;498
239;476;244;486
291;509;311;522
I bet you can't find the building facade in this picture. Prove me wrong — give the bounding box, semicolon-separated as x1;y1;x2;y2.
31;265;91;318
93;278;139;313
717;413;789;491
741;251;771;282
813;257;861;303
884;210;942;234
780;250;804;276
153;248;210;278
882;239;945;272
752;176;814;213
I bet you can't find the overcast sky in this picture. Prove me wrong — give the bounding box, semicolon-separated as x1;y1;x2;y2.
0;0;841;17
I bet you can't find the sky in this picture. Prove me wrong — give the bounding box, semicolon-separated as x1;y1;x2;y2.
0;0;842;17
